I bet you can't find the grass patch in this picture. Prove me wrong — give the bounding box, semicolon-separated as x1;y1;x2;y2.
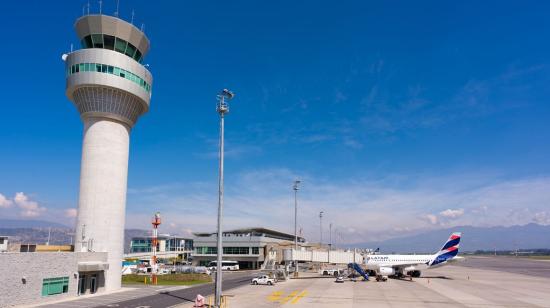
524;255;550;260
122;273;212;286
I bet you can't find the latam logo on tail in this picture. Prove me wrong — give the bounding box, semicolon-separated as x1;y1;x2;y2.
429;232;461;267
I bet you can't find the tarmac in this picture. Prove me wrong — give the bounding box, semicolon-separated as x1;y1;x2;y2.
32;256;550;308
173;256;550;308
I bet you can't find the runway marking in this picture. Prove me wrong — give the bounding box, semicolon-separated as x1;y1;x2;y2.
290;290;308;304
279;290;299;304
267;290;283;302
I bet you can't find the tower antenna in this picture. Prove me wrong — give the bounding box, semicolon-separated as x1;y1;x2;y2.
141;23;145;32
114;0;120;17
99;0;103;15
131;9;135;24
87;1;90;15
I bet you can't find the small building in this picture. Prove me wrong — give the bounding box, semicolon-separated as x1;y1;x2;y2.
129;234;193;262
0;252;108;307
0;236;8;252
192;227;306;269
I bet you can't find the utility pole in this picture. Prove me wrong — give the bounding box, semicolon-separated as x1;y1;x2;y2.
215;89;234;308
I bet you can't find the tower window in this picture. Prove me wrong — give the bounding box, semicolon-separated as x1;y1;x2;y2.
125;43;136;58
81;36;93;49
67;62;151;93
103;35;115;50
115;37;127;53
91;34;104;48
79;34;144;63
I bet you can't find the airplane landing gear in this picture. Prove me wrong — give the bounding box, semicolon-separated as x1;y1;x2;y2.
376;275;388;282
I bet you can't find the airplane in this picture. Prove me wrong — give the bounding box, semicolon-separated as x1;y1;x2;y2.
364;232;463;281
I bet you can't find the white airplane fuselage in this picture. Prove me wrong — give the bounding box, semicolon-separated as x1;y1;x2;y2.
363;232;463;279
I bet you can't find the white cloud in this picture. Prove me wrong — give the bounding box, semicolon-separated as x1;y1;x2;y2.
439;208;464;219
64;208;78;218
14;192;46;218
533;212;550;225
423;214;439;225
126;170;550;243
0;193;13;208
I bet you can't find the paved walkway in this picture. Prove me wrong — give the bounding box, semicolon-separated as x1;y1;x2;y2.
34;285;190;308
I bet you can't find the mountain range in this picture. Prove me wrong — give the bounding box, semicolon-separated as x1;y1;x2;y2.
2;219;549;252
350;223;550;253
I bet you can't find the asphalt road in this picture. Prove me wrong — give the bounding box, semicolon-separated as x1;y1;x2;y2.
95;271;259;308
455;255;550;278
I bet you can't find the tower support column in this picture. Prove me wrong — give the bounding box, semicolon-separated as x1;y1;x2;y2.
75;117;130;291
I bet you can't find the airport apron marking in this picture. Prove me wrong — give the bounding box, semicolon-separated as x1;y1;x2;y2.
268;290;307;304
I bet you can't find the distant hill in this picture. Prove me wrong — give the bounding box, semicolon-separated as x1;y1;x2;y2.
351;223;550;253
0;225;149;253
0;219;69;228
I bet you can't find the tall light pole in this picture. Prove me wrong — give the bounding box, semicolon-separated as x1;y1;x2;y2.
293;180;301;277
215;89;234;308
293;180;301;251
329;223;332;251
319;211;324;246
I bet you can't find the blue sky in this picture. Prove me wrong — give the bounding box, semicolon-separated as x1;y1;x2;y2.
1;1;550;242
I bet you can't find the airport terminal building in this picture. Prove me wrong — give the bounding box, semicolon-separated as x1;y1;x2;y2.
128;234;194;261
192;227;305;269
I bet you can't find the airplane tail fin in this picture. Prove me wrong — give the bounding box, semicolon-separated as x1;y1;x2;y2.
428;232;461;266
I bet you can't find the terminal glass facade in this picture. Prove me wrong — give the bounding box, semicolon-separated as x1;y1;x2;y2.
195;246;259;255
66;62;151;93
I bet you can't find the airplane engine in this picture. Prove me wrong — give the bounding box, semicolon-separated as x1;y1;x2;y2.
403;266;416;272
379;267;394;276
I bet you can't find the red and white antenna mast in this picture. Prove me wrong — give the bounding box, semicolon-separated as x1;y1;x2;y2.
151;212;161;285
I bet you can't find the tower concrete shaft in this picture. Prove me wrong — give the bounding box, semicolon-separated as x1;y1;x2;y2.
65;14;153;291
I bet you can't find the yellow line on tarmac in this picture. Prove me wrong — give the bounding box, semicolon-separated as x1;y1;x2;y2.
290;290;308;304
267;291;283;302
280;290;299;304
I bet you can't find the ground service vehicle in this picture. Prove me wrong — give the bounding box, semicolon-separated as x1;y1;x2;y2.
252;275;275;285
320;269;340;276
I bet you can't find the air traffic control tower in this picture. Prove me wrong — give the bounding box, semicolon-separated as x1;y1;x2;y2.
65;14;152;291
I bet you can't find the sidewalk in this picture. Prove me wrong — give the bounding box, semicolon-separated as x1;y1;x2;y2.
29;285;192;308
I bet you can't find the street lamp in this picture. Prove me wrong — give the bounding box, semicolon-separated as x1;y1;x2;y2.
329;223;332;251
293;180;301;277
319;211;324;246
293;180;301;251
215;88;234;308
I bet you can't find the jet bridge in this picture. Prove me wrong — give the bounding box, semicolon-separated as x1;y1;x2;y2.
283;249;364;264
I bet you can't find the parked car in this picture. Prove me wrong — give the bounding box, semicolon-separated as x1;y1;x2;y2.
252;275;275;286
335;276;345;283
320;269;341;276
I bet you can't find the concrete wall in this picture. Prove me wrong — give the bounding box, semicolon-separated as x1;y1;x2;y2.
0;252;79;307
75;118;130;292
0;252;107;307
